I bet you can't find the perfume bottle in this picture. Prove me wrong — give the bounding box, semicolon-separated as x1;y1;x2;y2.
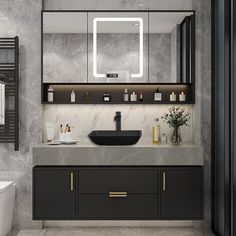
124;88;129;102
152;118;161;144
154;88;162;101
47;86;54;102
71;90;75;103
103;93;111;102
139;91;143;102
84;91;92;101
161;133;167;144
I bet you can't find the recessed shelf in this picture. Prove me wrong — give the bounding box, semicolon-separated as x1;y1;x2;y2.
42;83;194;105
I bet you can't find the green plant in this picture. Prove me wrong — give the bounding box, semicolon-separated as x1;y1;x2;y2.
161;106;191;128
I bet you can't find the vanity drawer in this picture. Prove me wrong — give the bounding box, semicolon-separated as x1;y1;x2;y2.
78;168;159;194
78;194;158;219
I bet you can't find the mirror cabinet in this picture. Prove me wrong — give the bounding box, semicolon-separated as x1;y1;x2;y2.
42;11;195;104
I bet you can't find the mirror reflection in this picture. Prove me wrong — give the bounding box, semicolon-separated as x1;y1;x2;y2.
43;12;87;83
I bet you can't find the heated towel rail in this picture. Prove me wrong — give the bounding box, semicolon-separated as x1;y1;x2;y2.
0;37;19;151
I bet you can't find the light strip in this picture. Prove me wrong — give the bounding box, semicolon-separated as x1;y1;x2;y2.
93;17;144;78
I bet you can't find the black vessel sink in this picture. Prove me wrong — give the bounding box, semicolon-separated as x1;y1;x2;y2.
88;130;142;145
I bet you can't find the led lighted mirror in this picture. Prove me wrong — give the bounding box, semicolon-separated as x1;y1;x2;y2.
93;17;144;78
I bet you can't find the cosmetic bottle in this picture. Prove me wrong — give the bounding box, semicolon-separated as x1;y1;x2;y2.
47;86;54;102
152;118;161;144
130;92;137;102
139;91;143;102
124;88;129;102
103;93;111;102
179;91;186;102
170;91;176;102
84;91;91;101
71;90;75;103
154;88;162;101
161;133;167;144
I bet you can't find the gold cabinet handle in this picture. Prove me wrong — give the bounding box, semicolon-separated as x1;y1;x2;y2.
109;192;128;198
70;172;74;191
163;172;166;191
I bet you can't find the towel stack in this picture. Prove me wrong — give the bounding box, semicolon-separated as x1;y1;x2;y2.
0;83;5;125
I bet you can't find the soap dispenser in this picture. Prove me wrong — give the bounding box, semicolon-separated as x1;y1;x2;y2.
152;118;161;144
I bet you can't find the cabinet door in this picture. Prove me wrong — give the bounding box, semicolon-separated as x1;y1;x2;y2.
43;12;87;83
160;167;203;219
33;167;76;220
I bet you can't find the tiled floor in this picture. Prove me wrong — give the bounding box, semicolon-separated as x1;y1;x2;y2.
9;228;214;236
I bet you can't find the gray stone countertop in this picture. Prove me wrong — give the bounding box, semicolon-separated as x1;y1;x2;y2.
33;139;203;166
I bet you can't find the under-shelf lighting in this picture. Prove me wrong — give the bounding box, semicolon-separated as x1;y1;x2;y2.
93;17;143;78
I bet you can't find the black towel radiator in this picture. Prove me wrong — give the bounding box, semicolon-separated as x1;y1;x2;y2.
0;36;19;151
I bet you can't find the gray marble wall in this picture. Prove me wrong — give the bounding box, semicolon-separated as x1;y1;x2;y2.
44;33;173;83
192;0;211;231
0;0;42;230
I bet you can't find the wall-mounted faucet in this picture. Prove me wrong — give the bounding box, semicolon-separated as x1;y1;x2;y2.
114;111;121;131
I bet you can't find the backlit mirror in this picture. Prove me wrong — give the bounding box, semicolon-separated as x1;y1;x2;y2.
88;12;148;83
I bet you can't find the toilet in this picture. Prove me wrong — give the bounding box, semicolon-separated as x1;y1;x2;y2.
0;182;15;236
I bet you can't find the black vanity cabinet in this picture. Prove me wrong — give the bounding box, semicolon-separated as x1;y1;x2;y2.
160;167;203;219
33;167;76;220
33;166;203;220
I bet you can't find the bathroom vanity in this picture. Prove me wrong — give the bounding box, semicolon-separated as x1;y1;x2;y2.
34;8;202;225
32;144;203;221
33;166;203;220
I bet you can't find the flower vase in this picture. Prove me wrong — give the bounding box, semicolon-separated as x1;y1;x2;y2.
170;126;182;145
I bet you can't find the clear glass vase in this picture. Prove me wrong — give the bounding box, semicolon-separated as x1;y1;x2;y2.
170;126;182;145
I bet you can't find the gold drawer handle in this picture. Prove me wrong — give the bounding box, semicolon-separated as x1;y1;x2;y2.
163;172;166;191
70;172;74;191
109;192;128;198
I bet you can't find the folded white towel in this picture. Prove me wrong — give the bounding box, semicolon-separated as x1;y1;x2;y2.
0;83;5;125
0;84;1;124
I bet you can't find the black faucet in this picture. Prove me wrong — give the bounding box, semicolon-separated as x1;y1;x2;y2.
114;111;121;131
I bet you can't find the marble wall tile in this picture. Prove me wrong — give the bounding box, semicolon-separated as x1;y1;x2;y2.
192;0;211;231
0;0;42;230
43;104;194;144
